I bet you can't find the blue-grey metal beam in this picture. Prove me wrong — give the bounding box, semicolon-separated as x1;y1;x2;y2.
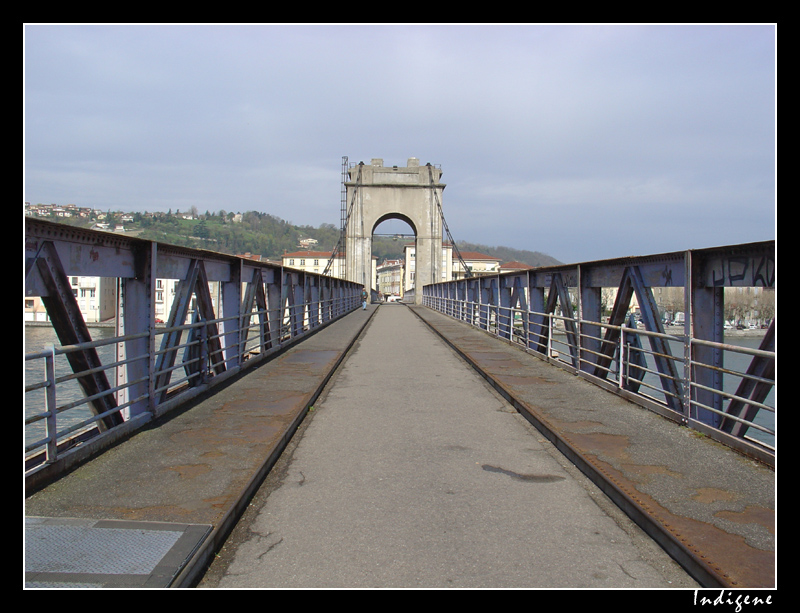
118;241;156;418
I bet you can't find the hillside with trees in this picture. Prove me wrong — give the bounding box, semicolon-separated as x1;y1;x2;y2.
29;205;563;267
455;241;563;267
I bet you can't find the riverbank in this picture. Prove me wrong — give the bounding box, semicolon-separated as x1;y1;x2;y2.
547;321;769;339
664;324;769;338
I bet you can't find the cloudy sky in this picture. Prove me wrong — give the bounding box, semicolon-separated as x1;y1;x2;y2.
24;24;775;264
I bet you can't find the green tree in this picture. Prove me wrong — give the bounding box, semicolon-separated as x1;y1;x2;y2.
193;220;209;239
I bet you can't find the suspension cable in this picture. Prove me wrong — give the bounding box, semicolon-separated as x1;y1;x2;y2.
428;164;472;279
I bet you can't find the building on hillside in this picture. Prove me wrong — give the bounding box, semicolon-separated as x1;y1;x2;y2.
298;237;319;249
237;252;282;267
281;250;377;288
238;252;264;263
282;250;344;277
402;244;501;293
453;250;501;280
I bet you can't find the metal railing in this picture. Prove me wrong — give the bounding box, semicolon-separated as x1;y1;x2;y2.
25;219;363;484
422;242;775;465
25;294;360;475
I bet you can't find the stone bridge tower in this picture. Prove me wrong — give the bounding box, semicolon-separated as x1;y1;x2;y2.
345;158;444;304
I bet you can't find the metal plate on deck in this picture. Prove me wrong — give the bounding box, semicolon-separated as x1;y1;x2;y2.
25;517;211;588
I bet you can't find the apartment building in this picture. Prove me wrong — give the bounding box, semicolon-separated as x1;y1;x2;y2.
24;276;219;326
376;259;404;298
281;250;378;290
24;296;50;323
403;244;501;293
281;250;340;276
453;250;502;279
24;276;116;323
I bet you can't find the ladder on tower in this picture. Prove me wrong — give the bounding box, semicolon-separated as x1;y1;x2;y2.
323;157;355;277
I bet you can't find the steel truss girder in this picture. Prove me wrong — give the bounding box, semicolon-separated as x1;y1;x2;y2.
620;314;647;391
25;218;365;469
25;241;123;431
423;240;775;446
306;275;320;329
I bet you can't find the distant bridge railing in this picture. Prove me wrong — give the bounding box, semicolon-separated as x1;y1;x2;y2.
422;241;775;465
25;219;362;487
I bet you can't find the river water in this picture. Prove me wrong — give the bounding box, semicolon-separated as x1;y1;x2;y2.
24;326;120;449
550;330;775;448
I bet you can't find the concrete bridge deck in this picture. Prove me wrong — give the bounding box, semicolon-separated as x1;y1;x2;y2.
24;304;774;589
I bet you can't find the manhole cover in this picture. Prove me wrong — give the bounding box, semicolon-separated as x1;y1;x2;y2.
25;517;211;588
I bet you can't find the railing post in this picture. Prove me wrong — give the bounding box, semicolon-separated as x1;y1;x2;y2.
580;280;603;374
619;323;628;390
499;276;512;340
690;250;725;427
683;251;693;423
220;261;243;370
120;242;156;418
44;345;57;464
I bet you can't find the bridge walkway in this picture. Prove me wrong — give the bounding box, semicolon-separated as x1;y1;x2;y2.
24;304;774;589
199;303;700;589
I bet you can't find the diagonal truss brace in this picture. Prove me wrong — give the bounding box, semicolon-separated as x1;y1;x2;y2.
25;241;123;431
240;267;270;355
155;259;225;401
720;319;775;438
593;266;684;413
503;275;526;341
539;273;579;368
